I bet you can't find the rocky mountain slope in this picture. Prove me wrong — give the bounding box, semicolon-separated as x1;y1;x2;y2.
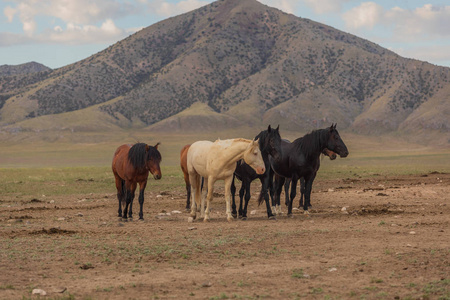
0;0;448;144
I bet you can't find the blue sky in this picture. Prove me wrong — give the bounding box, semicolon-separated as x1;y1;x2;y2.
1;0;449;69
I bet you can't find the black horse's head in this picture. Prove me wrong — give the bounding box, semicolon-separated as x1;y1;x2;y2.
326;124;349;158
145;143;162;180
265;125;282;161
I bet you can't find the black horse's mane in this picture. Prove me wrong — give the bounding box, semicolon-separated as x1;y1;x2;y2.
128;143;161;171
255;130;270;154
292;129;329;158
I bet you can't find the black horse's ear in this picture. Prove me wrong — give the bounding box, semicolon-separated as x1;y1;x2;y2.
276;125;280;131
154;142;160;149
268;125;272;132
145;144;150;152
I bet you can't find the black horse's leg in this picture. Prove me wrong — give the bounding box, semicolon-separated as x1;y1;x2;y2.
259;176;275;219
138;181;147;220
241;181;251;219
288;177;298;216
303;175;316;212
284;178;291;207
273;175;285;215
299;177;305;208
238;182;245;218
231;175;237;218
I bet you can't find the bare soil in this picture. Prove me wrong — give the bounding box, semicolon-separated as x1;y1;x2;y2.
1;173;449;299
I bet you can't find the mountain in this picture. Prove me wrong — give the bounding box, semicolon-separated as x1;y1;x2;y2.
0;62;51;77
0;0;449;145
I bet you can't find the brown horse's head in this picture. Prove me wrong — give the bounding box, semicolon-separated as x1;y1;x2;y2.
145;143;162;180
243;139;266;175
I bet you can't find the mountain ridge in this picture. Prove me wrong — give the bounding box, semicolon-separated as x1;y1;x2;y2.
0;0;448;145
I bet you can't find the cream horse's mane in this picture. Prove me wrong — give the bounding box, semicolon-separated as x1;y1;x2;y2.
214;138;252;144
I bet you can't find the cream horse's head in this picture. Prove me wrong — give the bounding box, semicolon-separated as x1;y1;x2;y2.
243;139;265;175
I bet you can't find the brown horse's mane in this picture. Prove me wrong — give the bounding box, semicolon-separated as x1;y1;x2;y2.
128;143;161;172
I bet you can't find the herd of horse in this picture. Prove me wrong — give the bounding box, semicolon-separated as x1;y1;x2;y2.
112;124;349;222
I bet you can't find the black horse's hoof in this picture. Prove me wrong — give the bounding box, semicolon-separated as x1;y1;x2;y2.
241;217;247;221
268;216;277;220
232;213;237;219
138;218;144;221
121;218;128;222
287;213;294;218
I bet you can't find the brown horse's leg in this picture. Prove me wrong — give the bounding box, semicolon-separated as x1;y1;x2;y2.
138;180;147;220
122;181;136;221
114;175;125;218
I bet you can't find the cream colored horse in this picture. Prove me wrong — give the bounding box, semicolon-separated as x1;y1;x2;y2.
187;138;265;222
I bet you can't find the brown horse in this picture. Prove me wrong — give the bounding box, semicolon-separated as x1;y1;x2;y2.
180;144;191;210
112;143;162;220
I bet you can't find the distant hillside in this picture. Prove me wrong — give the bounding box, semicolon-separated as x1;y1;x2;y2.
0;0;449;145
0;62;50;77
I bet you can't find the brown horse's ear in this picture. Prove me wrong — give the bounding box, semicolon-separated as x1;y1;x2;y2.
154;142;160;149
145;144;150;152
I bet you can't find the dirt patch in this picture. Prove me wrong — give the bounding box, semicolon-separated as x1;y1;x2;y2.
0;173;449;299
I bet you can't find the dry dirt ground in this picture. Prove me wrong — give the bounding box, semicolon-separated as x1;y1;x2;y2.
1;173;449;300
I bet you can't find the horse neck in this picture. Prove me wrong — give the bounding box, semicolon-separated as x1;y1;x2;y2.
296;130;328;159
224;139;252;163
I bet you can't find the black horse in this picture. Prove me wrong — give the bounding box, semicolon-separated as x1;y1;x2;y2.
231;125;282;220
269;124;348;216
280;148;337;209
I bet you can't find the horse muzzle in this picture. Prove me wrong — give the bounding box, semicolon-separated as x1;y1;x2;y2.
153;174;162;180
255;166;265;175
339;150;349;158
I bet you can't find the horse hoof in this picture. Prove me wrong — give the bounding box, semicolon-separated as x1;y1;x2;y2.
303;210;310;215
138;218;144;221
121;218;128;222
204;218;210;222
268;216;277;221
232;213;237;218
241;217;247;221
287;214;293;218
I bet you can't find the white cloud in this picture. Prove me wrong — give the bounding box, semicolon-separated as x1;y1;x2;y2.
43;19;124;44
150;0;209;17
342;2;383;30
342;2;450;39
303;0;349;14
2;0;139;45
385;4;450;39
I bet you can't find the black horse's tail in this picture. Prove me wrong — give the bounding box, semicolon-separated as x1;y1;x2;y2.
257;190;265;206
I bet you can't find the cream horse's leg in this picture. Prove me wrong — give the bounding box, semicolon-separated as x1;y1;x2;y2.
189;173;201;220
200;177;208;219
204;177;214;222
224;176;233;222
